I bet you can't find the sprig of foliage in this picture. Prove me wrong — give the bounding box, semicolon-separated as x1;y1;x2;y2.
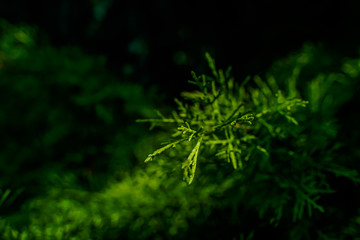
138;53;308;184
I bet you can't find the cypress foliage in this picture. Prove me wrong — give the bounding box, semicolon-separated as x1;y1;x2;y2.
1;20;360;239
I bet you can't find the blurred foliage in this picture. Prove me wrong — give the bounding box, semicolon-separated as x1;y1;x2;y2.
1;20;360;240
0;20;156;211
0;160;250;240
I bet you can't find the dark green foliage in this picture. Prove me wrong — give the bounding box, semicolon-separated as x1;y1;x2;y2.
139;46;360;238
0;20;154;212
1;20;360;240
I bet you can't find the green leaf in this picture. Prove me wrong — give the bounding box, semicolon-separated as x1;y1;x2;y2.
145;139;186;162
205;52;218;78
182;136;203;184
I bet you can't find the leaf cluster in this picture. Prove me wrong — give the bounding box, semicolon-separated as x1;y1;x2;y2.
139;52;308;184
138;46;360;238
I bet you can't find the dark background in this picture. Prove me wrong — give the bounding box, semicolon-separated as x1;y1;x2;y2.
2;0;360;99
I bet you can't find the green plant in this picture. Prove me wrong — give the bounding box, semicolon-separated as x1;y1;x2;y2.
138;53;308;184
138;49;360;238
1;20;360;239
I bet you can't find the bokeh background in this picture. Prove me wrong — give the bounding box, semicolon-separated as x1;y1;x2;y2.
1;0;360;239
3;0;360;97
